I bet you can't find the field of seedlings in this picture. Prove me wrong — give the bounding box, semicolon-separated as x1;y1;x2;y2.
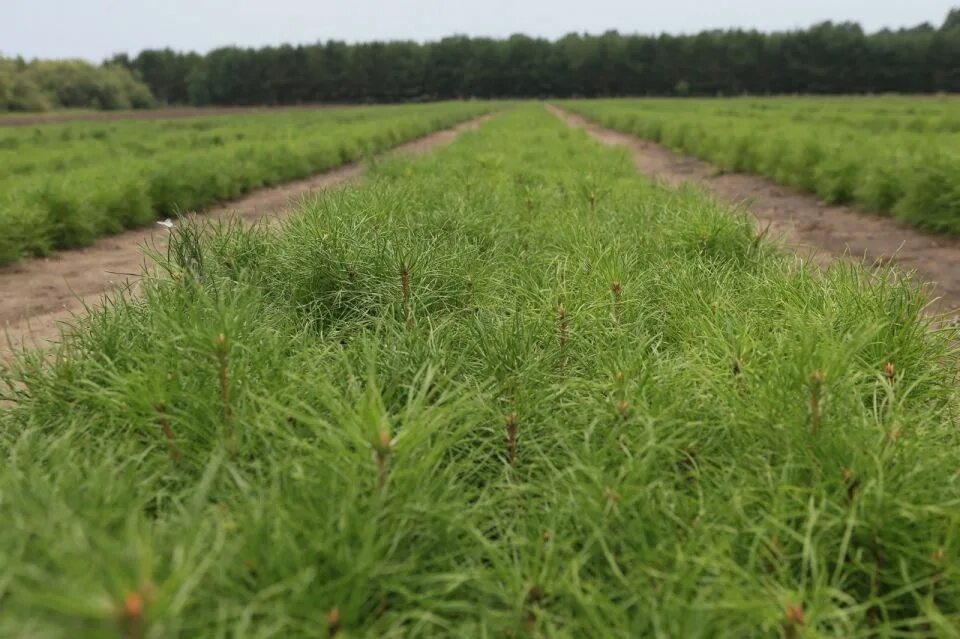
2;105;958;636
564;97;960;233
0;102;491;265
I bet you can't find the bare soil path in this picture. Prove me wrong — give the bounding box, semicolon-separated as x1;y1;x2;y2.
1;114;493;355
548;105;960;315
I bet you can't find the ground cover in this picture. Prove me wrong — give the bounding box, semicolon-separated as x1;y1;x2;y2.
1;106;957;637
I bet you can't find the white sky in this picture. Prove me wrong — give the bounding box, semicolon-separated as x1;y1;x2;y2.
2;0;956;61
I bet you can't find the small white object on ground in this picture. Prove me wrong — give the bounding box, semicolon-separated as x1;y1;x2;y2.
157;219;174;229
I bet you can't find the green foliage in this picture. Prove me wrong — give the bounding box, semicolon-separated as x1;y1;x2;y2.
0;102;492;265
566;97;960;233
87;169;154;231
944;8;960;31
0;69;50;112
0;195;49;262
1;107;957;636
896;153;960;232
0;57;156;112
114;7;960;106
28;176;99;249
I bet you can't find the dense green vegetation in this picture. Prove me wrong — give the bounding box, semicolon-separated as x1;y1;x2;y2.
113;8;960;105
0;57;155;112
2;107;957;636
0;102;490;265
563;97;960;233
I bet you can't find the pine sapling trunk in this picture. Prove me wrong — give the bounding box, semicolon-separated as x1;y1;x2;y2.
401;262;413;329
557;303;568;351
374;430;392;491
153;402;181;463
505;412;518;466
809;370;824;434
611;281;623;325
783;604;805;639
327;607;341;636
117;584;154;639
214;333;235;454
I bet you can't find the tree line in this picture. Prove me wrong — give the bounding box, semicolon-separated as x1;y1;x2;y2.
8;7;953;110
108;9;960;105
0;58;155;112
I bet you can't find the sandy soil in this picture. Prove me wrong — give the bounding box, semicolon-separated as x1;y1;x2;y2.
548;105;960;316
0;114;492;356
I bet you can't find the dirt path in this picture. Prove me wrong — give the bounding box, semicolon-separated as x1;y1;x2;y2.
1;114;493;355
548;105;960;316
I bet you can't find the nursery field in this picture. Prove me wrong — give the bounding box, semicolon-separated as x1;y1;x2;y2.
0;102;492;266
563;97;960;234
1;106;958;636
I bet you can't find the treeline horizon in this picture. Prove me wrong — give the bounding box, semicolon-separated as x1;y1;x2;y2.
106;8;960;106
28;8;960;107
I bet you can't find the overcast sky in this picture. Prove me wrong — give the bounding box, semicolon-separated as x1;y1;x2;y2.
2;0;956;62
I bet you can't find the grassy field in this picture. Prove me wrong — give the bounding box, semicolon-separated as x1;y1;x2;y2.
1;106;957;636
563;97;960;234
0;102;491;266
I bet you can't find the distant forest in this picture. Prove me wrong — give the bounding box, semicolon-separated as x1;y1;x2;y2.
60;9;960;107
106;9;960;105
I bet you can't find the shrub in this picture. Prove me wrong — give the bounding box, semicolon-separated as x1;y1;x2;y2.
86;169;154;231
813;148;862;204
896;153;960;232
854;160;904;213
31;178;100;248
0;196;50;262
0;56;156;112
561;98;960;234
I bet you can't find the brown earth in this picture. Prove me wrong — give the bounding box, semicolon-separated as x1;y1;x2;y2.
548;104;960;316
0;113;493;356
0;104;359;127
